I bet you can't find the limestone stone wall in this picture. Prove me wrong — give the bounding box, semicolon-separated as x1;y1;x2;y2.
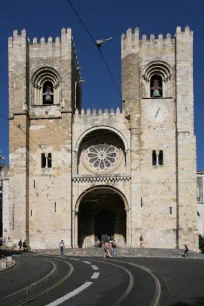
121;26;198;250
28;114;72;249
7;28;80;249
1;168;9;239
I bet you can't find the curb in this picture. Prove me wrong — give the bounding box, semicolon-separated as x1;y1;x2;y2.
0;260;16;273
33;252;204;260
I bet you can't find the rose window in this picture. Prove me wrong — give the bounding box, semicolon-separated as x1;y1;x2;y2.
83;144;121;173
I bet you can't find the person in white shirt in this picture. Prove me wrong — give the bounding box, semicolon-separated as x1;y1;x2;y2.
59;240;65;256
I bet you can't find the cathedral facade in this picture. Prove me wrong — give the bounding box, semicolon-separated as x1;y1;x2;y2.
3;26;198;250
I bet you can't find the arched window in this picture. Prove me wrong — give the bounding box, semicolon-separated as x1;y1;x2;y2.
43;81;54;104
32;67;61;106
142;61;172;98
150;75;163;98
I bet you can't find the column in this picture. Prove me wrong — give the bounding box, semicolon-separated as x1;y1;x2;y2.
125;208;131;247
73;209;78;248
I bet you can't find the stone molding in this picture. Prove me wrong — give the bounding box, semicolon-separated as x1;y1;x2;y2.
72;175;131;183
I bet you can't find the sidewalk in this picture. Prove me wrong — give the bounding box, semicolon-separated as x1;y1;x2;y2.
0;256;15;272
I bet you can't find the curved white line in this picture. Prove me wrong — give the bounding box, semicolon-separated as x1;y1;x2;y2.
45;282;93;306
112;259;161;306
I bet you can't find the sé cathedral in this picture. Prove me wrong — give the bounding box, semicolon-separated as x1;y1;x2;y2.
2;26;198;250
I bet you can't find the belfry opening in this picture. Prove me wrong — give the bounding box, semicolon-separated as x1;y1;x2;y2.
77;187;127;248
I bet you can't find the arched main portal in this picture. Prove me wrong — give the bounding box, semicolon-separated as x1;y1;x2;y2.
77;187;127;248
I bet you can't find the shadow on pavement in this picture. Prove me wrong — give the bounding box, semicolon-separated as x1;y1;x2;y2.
170;296;204;305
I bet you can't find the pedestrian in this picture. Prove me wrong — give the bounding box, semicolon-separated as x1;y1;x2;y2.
3;236;7;246
111;239;117;257
139;235;144;247
104;240;112;258
95;237;101;248
183;244;189;257
59;240;65;256
23;240;27;251
18;239;22;250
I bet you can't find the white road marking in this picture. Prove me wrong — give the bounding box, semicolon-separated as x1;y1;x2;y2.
69;258;79;260
45;282;93;306
91;265;99;270
91;272;100;279
83;261;91;264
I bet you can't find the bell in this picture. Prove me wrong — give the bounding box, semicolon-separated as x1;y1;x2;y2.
44;93;52;101
152;89;161;97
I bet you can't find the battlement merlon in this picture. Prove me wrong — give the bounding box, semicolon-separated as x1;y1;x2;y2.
121;26;193;59
8;28;79;61
75;107;124;118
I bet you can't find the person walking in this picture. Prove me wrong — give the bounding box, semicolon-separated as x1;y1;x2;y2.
111;240;117;257
183;245;189;257
23;240;27;251
59;240;65;256
3;236;7;246
139;235;144;247
18;239;22;250
104;240;112;258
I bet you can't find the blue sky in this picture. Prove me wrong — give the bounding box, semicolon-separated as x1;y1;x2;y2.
0;0;203;169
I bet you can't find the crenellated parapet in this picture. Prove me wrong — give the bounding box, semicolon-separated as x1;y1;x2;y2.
74;107;124;118
8;27;81;115
121;26;192;58
8;28;79;59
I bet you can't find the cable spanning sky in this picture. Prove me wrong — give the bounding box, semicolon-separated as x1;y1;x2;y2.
0;0;203;169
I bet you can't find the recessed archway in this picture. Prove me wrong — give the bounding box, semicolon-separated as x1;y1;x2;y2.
77;187;127;248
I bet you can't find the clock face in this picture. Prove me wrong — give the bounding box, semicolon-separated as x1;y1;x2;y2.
144;101;169;123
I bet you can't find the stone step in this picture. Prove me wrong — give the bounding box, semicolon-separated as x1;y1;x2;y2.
35;248;204;259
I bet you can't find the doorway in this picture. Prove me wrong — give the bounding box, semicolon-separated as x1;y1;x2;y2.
78;187;126;248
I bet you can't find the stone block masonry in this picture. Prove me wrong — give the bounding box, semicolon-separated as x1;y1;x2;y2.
3;25;198;251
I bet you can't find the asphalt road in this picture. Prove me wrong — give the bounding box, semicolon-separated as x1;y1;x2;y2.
0;254;204;306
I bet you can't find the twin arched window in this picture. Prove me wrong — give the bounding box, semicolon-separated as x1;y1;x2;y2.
32;67;61;105
152;150;163;166
142;61;172;98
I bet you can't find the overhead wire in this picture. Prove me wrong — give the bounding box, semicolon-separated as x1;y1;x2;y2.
67;0;122;100
1;0;203;175
67;0;202;103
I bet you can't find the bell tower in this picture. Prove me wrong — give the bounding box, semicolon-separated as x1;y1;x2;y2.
7;28;81;248
121;26;198;250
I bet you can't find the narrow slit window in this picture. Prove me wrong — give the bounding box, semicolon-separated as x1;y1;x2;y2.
170;207;172;215
41;153;46;168
197;188;200;201
48;153;52;168
152;150;157;166
158;150;163;166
